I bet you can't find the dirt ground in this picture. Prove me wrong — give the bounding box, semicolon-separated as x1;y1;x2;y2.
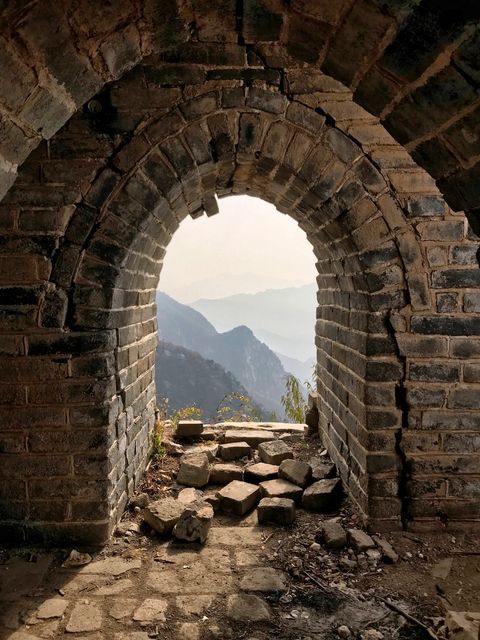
1;427;479;640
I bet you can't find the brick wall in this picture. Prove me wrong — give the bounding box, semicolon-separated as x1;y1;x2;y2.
0;50;479;543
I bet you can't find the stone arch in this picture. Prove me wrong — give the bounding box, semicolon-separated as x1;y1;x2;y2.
1;55;479;543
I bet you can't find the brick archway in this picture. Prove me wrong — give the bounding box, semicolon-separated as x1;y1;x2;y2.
1;62;479;544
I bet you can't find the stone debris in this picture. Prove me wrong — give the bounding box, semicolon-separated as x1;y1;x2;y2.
372;536;398;563
337;625;352;638
445;610;480;640
177;487;204;504
115;521;141;536
163;438;185;455
223;429;276;447
218;480;261;515
177;622;200;640
65;602;102;633
36;599;68;620
279;459;312;487
175;420;204;438
227;594;271;621
130;492;150;509
142;498;185;535
257;497;296;525
176;453;210;487
318;519;347;549
258;440;294;465
209;463;244;484
183;444;218;461
302;478;342;512
62;549;92;568
218;441;251;461
132;598;168;623
240;567;288;593
259;478;303;503
361;630;384;640
244;462;279;483
204;494;221;512
347;529;376;552
310;458;336;481
172;500;214;543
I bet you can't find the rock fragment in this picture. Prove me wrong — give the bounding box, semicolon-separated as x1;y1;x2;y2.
309;458;336;481
176;453;210;487
227;594;270;621
347;529;376;552
218;441;251;461
302;478;342;511
258;440;294;465
142;498;184;535
172;501;214;544
259;479;303;503
239;567;288;593
218;480;260;515
257;497;295;525
279;459;312;487
175;420;204;438
244;462;279;483
36;599;68;620
372;535;398;563
177;488;204;504
318;519;347;549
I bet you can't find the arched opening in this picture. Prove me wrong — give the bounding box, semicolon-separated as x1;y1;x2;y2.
156;195;317;422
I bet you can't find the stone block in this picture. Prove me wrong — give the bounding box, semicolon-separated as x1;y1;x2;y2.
259;479;303;503
218;480;260;515
183;444;218;462
257;497;295;525
239;567;288;593
244;463;279;484
218;441;251;461
258;440;294;465
278;459;312;487
302;478;342;512
176;420;204;438
224;429;276;447
347;529;376;552
177;488;204;504
309;458;337;481
142;498;185;535
176;453;210;488
172;501;214;544
209;463;244;484
318;519;347;549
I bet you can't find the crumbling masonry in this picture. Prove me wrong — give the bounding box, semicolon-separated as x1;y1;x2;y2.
0;1;479;544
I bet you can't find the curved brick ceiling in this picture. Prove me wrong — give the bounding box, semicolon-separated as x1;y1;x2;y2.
0;0;480;220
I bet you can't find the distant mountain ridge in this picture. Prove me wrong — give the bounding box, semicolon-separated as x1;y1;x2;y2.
155;341;258;420
191;283;316;361
156;292;289;416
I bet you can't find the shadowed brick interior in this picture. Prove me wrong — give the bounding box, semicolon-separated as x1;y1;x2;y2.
0;1;479;545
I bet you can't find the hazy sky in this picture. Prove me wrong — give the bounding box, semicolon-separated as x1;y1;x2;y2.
159;195;317;302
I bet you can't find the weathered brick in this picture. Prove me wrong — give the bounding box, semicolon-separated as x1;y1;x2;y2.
412;316;480;336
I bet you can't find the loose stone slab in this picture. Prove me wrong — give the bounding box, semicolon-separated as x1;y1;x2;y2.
176;453;210;487
209;463;244;484
310;458;336;481
257;497;295;525
318;519;347;549
177;622;200;640
258;440;294;465
224;429;276;447
66;603;102;633
220;422;305;434
176;595;214;616
176;420;204;438
178;487;204;503
36;598;68;620
133;598;168;623
372;535;399;563
259;479;303;503
244;462;279;484
240;568;288;593
109;599;136;620
218;480;260;515
148;565;233;594
142;497;185;535
302;478;342;512
172;501;214;544
183;444;218;461
279;459;312;487
218;441;251;461
227;594;271;621
94;579;133;595
347;529;376;552
79;557;142;576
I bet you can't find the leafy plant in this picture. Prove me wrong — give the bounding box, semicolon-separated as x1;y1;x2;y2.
216;392;261;422
281;374;306;423
171;405;203;429
152;413;165;458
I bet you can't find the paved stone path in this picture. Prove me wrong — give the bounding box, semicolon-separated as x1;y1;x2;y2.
0;523;288;639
